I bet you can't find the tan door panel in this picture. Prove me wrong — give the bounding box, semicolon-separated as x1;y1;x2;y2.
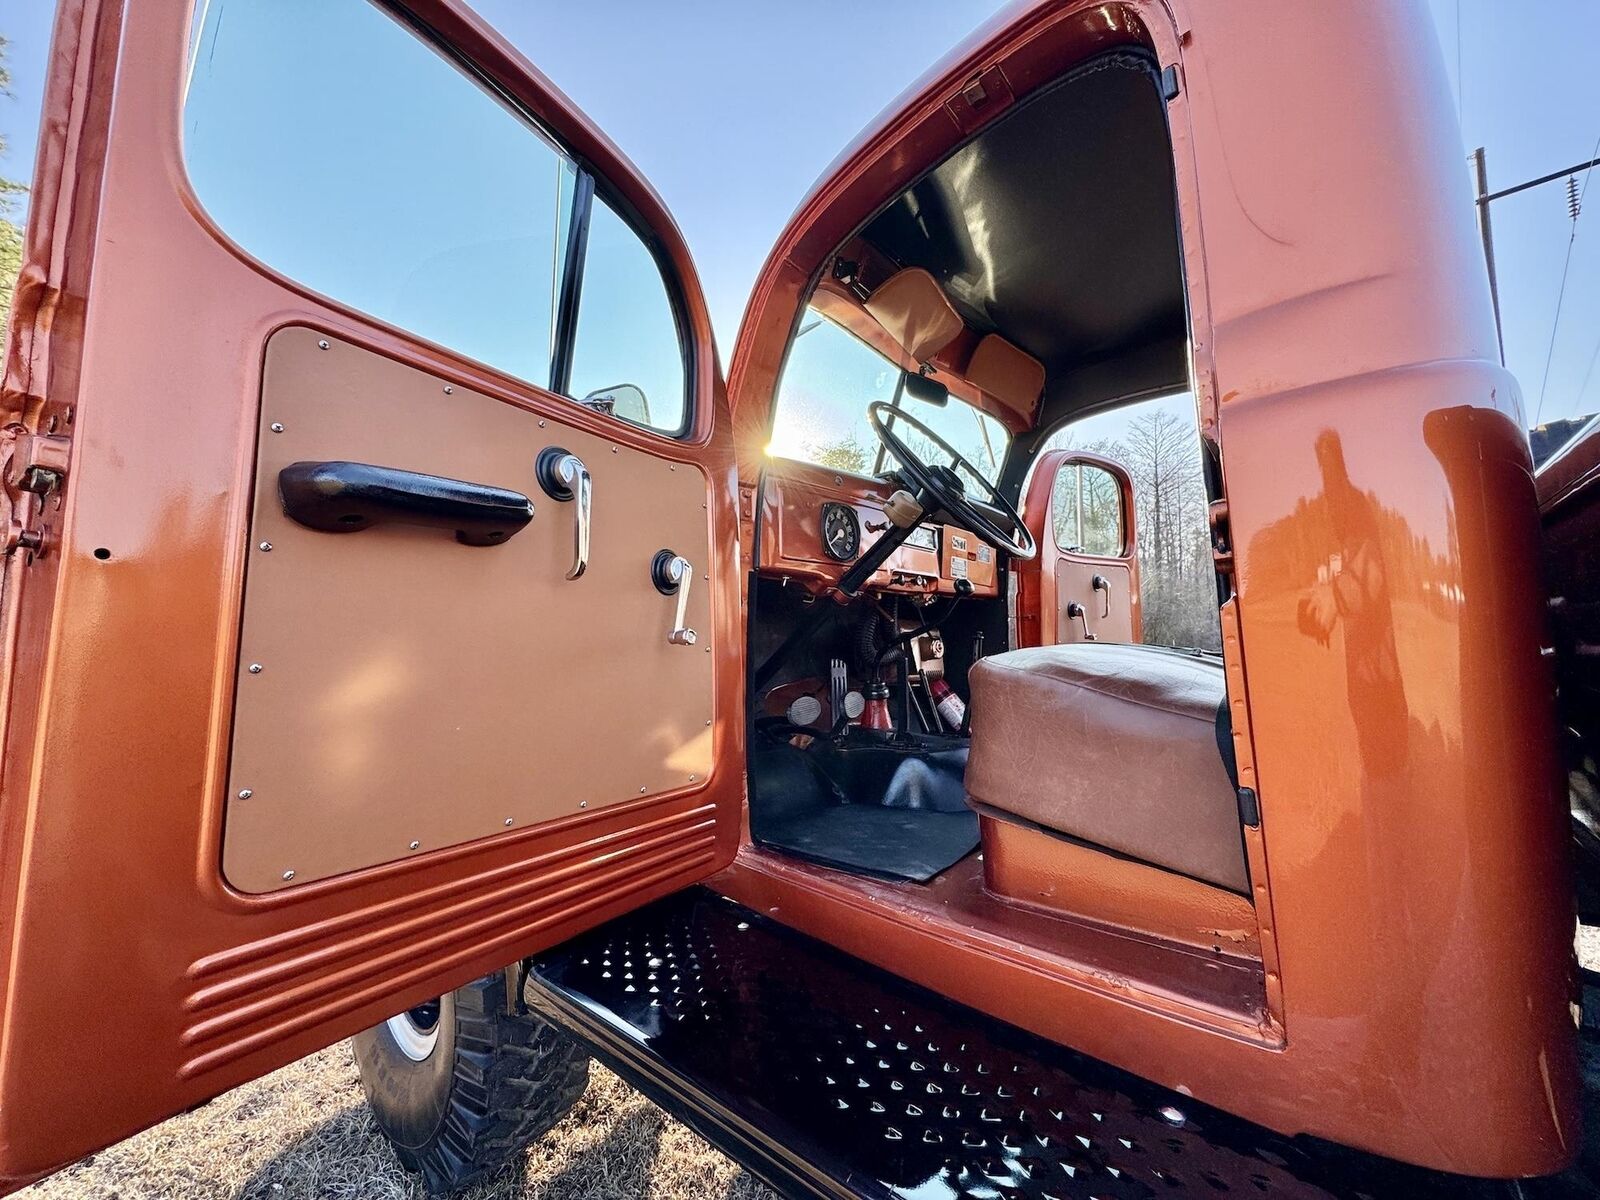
1054;559;1135;643
1017;449;1141;647
225;328;714;892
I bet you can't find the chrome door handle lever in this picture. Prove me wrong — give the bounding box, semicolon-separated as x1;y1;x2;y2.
651;549;698;646
535;447;591;580
1092;573;1111;618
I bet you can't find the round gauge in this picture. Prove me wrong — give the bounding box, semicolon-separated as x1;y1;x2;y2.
820;502;861;562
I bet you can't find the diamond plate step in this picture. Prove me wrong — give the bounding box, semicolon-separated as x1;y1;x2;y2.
524;888;1513;1200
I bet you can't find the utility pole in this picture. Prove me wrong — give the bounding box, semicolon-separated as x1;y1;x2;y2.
1473;146;1600;367
1472;149;1505;366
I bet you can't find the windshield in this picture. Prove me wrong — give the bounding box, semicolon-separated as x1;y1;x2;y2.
769;308;1008;486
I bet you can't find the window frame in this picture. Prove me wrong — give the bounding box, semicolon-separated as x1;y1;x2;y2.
549;169;697;439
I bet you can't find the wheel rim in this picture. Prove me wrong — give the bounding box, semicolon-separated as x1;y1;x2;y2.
386;998;442;1061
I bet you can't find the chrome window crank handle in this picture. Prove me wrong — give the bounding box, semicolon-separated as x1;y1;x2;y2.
651;549;698;646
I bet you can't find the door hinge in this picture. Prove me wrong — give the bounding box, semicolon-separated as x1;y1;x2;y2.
1208;498;1233;574
2;428;71;559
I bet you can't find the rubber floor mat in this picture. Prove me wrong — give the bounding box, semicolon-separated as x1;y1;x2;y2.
755;802;979;882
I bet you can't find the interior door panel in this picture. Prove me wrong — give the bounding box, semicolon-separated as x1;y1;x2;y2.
227;329;715;892
1017;448;1141;646
0;0;741;1186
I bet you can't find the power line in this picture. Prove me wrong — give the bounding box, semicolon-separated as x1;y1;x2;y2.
1533;129;1600;428
1455;0;1463;126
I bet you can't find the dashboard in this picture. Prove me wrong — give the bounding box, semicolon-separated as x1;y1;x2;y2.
746;459;1000;597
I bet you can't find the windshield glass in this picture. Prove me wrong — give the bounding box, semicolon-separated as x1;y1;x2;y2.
769;308;1008;486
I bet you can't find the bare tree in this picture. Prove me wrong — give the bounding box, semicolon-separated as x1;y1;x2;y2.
1114;409;1219;650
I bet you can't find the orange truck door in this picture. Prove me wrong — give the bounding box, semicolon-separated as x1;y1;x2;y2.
1017;449;1141;646
0;0;742;1187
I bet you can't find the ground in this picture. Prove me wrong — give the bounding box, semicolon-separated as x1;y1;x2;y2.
18;1048;778;1200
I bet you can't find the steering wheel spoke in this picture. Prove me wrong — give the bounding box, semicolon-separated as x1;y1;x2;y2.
867;400;1036;561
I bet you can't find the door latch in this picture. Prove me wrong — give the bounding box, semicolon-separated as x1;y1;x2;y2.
1208;498;1233;574
2;429;71;558
651;549;697;646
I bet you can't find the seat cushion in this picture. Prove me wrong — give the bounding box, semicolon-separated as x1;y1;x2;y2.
966;643;1248;892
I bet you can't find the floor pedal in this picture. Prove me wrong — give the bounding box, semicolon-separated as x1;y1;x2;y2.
525;888;1510;1199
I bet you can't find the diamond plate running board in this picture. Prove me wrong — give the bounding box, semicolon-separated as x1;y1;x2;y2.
523;888;1509;1200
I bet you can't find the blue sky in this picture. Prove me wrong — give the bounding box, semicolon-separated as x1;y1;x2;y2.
4;1;1598;429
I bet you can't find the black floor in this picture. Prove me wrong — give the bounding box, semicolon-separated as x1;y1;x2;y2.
748;739;979;882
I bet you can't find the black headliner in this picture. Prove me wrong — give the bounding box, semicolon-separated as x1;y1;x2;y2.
861;52;1186;385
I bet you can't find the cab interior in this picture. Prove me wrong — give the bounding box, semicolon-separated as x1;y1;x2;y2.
738;48;1265;1029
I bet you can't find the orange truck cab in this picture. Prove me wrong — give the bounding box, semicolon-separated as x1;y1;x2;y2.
0;0;1587;1196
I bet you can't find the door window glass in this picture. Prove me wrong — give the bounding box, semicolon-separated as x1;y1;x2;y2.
184;0;574;388
566;194;688;434
183;0;689;435
1052;463;1123;556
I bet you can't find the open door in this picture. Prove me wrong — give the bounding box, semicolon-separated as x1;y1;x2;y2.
1017;448;1140;646
0;0;742;1186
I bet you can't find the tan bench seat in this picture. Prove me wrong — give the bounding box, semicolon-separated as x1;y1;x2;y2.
966;642;1248;893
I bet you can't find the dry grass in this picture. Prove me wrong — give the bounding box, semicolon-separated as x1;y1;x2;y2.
19;1045;779;1200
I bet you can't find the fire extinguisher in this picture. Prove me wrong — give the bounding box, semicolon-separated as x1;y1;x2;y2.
928;677;966;732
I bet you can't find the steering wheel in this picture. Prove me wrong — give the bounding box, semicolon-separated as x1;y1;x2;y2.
867;400;1036;561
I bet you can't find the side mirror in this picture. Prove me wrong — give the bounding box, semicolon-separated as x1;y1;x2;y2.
902;371;949;407
580;383;651;426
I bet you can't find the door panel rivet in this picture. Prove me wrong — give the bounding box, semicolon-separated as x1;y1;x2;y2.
504;817;513;826
409;840;420;850
259;541;273;552
443;385;453;395
640;786;647;793
317;340;329;350
270;422;284;433
237;788;252;799
689;775;697;783
579;800;588;808
248;663;263;674
705;719;712;726
282;869;295;880
538;419;546;428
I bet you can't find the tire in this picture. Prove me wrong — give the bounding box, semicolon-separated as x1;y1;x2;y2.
352;970;590;1195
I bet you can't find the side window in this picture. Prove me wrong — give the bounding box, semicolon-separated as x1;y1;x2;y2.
182;0;687;434
566;195;688;434
1040;393;1221;652
1051;463;1124;557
